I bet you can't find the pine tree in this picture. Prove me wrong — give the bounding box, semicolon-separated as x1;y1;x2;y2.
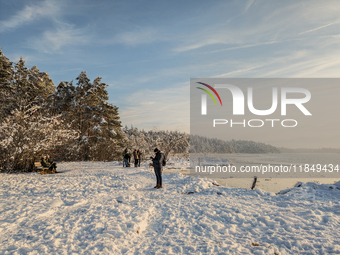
48;81;76;115
0;48;14;120
28;65;55;101
55;71;124;160
11;57;55;111
90;77;124;160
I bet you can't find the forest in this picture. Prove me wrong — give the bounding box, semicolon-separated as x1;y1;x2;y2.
0;49;279;172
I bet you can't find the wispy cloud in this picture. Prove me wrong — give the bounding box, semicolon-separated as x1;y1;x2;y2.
108;28;165;46
299;21;340;35
0;0;60;33
173;38;222;52
171;1;340;54
214;64;266;78
203;41;278;54
213;49;340;78
26;23;89;53
242;0;255;15
0;0;90;53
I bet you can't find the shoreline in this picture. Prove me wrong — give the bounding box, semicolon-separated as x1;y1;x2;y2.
163;168;339;193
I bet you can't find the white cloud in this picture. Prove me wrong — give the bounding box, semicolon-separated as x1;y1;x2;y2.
211;48;340;78
243;0;255;14
203;41;278;54
214;64;266;78
0;0;89;53
27;23;89;53
173;38;222;53
109;28;164;46
299;21;340;35
0;0;60;33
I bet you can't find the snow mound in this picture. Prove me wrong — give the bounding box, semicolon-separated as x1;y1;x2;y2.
276;181;340;201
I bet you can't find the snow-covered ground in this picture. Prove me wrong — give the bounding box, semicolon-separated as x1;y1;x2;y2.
0;161;339;254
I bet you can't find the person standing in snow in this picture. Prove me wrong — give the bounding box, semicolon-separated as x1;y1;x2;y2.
137;149;142;167
122;148;128;167
123;152;131;167
150;148;164;189
133;149;138;167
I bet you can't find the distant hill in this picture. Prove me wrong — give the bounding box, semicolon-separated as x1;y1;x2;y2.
190;135;280;154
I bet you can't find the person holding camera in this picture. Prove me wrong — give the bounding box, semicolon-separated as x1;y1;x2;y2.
150;148;164;189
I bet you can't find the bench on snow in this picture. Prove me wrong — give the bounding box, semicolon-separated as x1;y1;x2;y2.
34;162;56;175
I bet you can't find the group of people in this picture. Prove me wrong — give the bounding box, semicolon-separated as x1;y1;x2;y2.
41;155;57;173
122;147;165;189
40;148;165;189
122;148;142;167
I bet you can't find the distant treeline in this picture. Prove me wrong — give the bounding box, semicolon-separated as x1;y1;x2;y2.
190;135;280;154
279;147;340;153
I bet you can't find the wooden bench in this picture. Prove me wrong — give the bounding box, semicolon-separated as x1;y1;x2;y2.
34;162;55;175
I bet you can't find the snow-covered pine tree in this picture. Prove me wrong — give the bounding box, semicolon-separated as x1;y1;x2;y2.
0;48;14;120
85;76;124;160
0;55;78;172
28;65;55;101
0;105;78;172
72;71;94;159
11;57;55;110
48;81;76;116
63;72;124;160
46;81;79;160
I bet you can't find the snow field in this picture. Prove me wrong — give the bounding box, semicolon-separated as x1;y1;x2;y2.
0;161;339;254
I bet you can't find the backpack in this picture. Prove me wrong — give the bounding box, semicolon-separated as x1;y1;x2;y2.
162;153;166;166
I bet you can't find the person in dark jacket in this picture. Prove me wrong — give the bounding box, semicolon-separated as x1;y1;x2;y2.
137;149;142;167
150;148;164;189
122;148;128;167
124;152;131;167
41;155;57;173
133;149;138;167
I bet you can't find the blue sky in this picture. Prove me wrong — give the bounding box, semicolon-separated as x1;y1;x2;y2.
1;0;340;133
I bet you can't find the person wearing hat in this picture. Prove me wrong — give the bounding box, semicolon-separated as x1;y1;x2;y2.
150;148;164;189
